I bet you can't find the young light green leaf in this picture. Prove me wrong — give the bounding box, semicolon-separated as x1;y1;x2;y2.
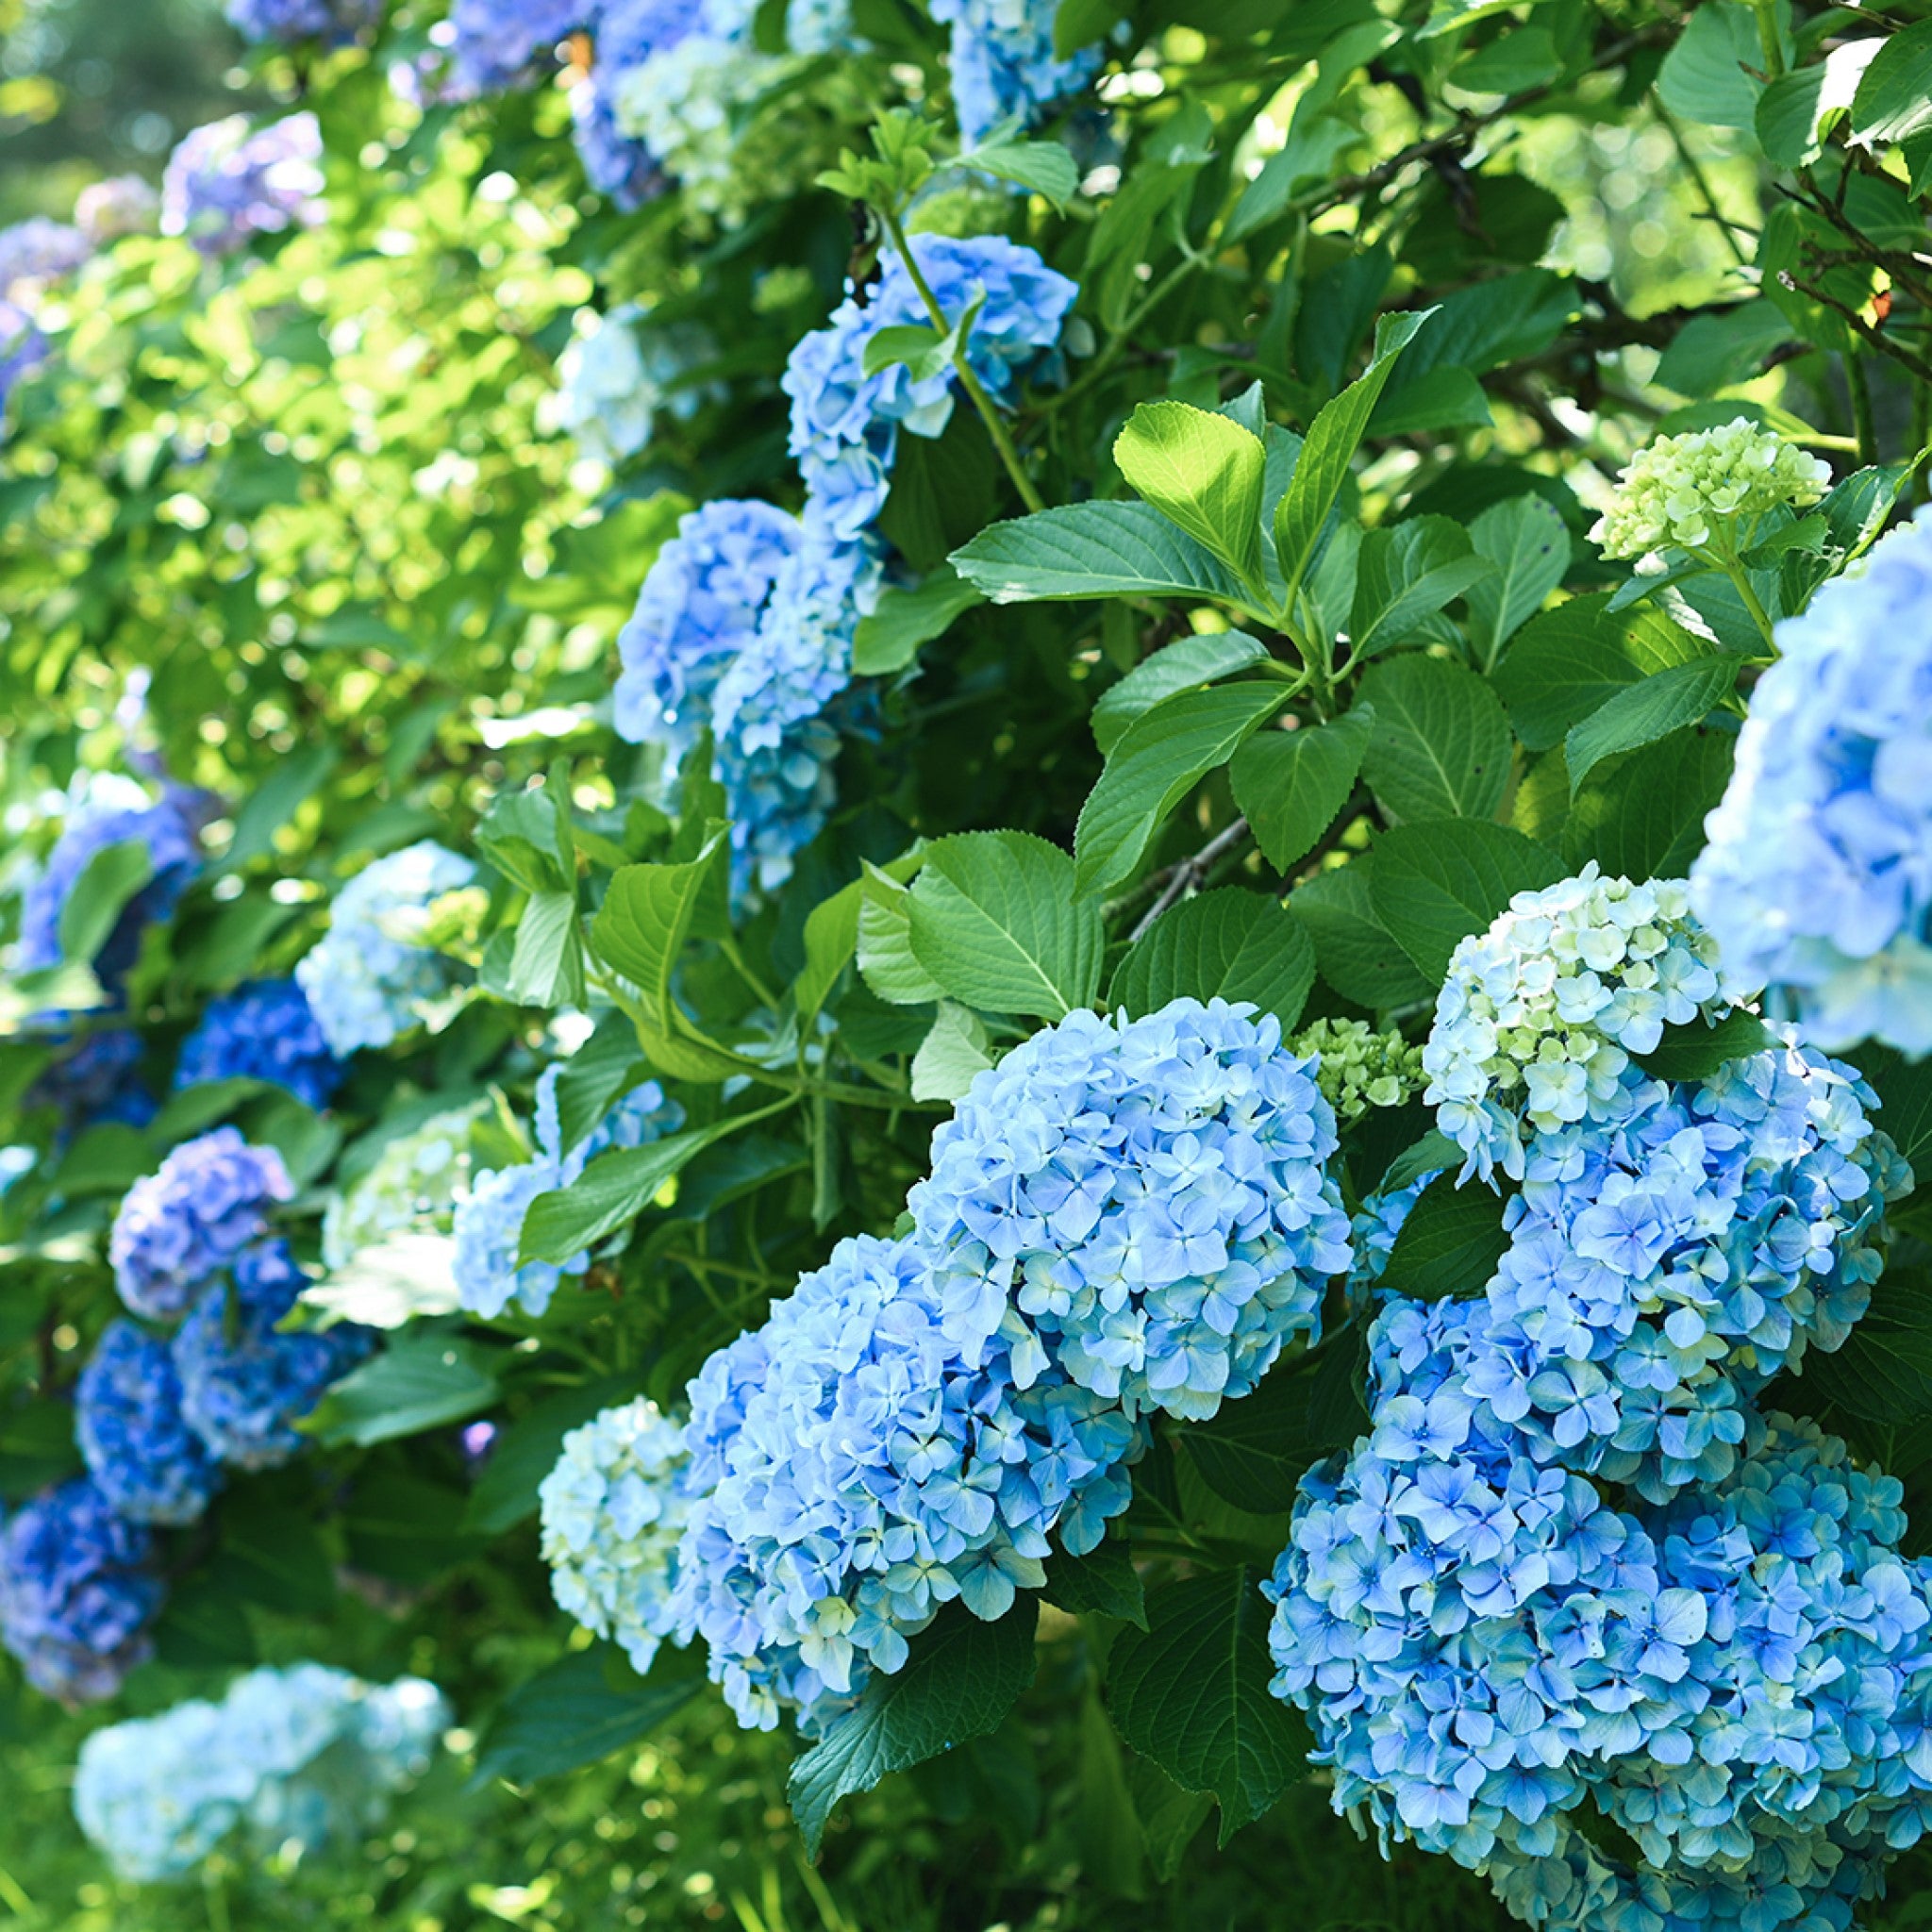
1357;654;1512;822
1565;657;1741;796
298;1232;464;1330
1091;632;1272;755
1114;402;1268;590
858;862;946;1007
951;502;1254;608
1074;684;1290;897
1108;889;1315;1032
1466;494;1569;666
1229;708;1374;873
507;890;587;1009
1369;820;1565;982
852;567;984;675
909;1001;995;1103
954;137;1081;209
794;846;927;1029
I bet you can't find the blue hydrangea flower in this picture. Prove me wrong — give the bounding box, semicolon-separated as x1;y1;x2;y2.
74;176;159;246
1421;867;1731;1182
540;1396;694;1672
782;233;1078;539
294;840;476;1057
0;1477;161;1703
175;977;346;1109
0;217;90;298
570;72;666;209
436;0;581;96
26;1024;157;1134
608;26;781;221
673;1231;1143;1732
159;113;326;257
108;1127;294;1322
454;1070;684;1318
554;302;721;467
1692;512;1932;1056
173;1241;375;1468
928;0;1104;143
0;299;48;425
225;0;379;42
910;997;1354;1424
76;1321;225;1526
73;1663;449;1880
16;781;206;979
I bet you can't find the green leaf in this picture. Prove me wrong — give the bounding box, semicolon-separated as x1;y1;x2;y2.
789;1599;1040;1857
1382;1128;1461;1194
1074;685;1290;897
1114;402;1268;590
299;1231;464;1328
306;1335;501;1447
1108;889;1315;1033
1757;39;1884;168
1631;1011;1774;1084
550;1008;651;1156
475;1644;706;1787
1863;1049;1932;1177
1654;301;1794;398
462;1374;640;1536
1348;517;1491;661
476;787;574;894
1128;1760;1216;1884
1565;657;1741;796
955;137;1081;209
1042;1541;1148;1628
1055;0;1122;57
1657;1;1767;133
1371;821;1565;982
858;862;947;1006
1567;724;1736;882
507;890;588;1008
1368;273;1576;433
1380;1173;1512;1301
1229;708;1373;872
1491;596;1707;751
1091;632;1271;755
950;502;1253;608
906;832;1105;1021
1450;25;1560;93
1357;654;1512;822
591;831;729;1034
1274;308;1434;608
1107;1571;1313;1843
852;567;983;675
1290;859;1435;1010
1174;1365;1330;1516
910;1001;995;1103
57;839;153;968
218;743;337;872
1850;19;1932;147
795;846;927;1029
1802;1291;1932;1425
861;322;951;382
1466;494;1569;666
148;1075;269;1145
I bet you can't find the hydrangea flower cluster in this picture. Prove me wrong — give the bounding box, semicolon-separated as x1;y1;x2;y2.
0;217;90;300
554;302;721;467
929;0;1106;143
782;233;1078;539
1294;1018;1425;1124
225;0;378;42
175;977;346;1109
0;1477;161;1702
1421;867;1730;1180
16;779;206;979
74;175;159;245
540;1397;694;1672
294;840;476;1056
160;113;327;258
1590;417;1832;562
320;1100;489;1269
611;28;780;222
75;1322;225;1526
26;1024;156;1135
0;299;47;423
454;1069;684;1318
73;1663;448;1881
1691;511;1932;1056
434;0;581;96
108;1127;293;1321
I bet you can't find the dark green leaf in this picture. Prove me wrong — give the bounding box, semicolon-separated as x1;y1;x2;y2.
852;567;983;675
1290;859;1435;1010
1174;1364;1329;1515
1566;658;1741;796
1357;654;1512;822
305;1335;501;1447
1230;708;1373;872
1371;820;1565;982
1092;632;1272;756
475;1644;706;1786
57;839;152;968
1381;1173;1511;1301
1108;889;1315;1032
1043;1541;1148;1628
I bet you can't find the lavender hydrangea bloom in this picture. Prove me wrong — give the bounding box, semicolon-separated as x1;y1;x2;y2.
0;299;48;423
782;234;1077;538
928;0;1104;143
74;175;159;246
175;978;346;1109
0;1478;161;1703
75;1322;225;1526
294;840;476;1057
160;113;326;257
909;997;1354;1423
108;1127;294;1321
437;0;581;96
174;1241;375;1468
673;1232;1143;1732
0;217;90;298
1691;513;1932;1055
225;0;379;42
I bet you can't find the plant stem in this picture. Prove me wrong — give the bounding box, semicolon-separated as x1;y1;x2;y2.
882;207;1045;514
1719;557;1779;651
1846;348;1878;467
1654;102;1751;270
1750;0;1786;75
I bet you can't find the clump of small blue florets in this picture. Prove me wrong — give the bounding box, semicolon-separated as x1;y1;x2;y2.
928;0;1105;143
225;0;377;42
175;977;346;1109
76;1323;225;1527
160;113;326;258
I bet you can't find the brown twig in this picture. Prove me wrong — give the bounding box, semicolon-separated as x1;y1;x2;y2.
1127;817;1253;942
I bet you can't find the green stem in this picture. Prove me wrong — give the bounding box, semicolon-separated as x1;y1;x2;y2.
719;935;779;1011
1719;557;1779;651
1653;102;1751;269
1846;348;1878;468
1750;0;1786;75
1034;253;1201;420
882;207;1046;514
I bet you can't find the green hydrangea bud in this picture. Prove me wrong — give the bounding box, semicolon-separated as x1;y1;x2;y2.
1293;1018;1424;1124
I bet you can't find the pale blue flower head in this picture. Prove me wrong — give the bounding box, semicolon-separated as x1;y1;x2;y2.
928;0;1104;142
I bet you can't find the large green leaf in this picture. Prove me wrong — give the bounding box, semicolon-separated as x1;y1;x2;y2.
1371;821;1565;982
907;832;1105;1021
1369;272;1577;433
1108;889;1315;1032
1864;1050;1932;1178
591;831;729;1033
852;567;983;675
1074;684;1290;897
475;1644;707;1787
1850;19;1932;146
57;839;152;967
1230;708;1373;873
1042;1541;1148;1628
1380;1174;1512;1301
1757;39;1884;168
507;889;588;1009
1107;1571;1314;1842
955;136;1081;208
1466;494;1569;667
1803;1287;1932;1425
299;1231;464;1329
789;1599;1040;1856
1357;654;1512;822
1114;402;1268;590
1347;517;1491;660
1657;1;1767;132
1173;1364;1332;1515
1492;596;1707;751
305;1335;501;1447
1290;859;1435;1009
793;846;927;1031
1566;658;1741;796
1091;632;1272;755
950;502;1253;608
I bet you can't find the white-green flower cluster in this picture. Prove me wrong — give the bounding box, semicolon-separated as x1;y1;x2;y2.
612;39;780;223
1589;417;1831;561
1421;867;1732;1179
320;1101;490;1270
1293;1018;1424;1124
539;1397;692;1674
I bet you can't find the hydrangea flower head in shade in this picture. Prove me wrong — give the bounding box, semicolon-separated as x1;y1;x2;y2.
436;0;580;96
175;977;345;1109
0;217;90;299
75;175;159;245
783;233;1078;539
1590;417;1831;563
27;1025;156;1135
75;1321;225;1526
321;1099;490;1268
294;839;476;1056
554;302;721;467
910;996;1353;1423
73;1663;448;1880
454;1070;684;1318
929;0;1105;143
1421;866;1729;1180
540;1397;693;1672
1692;511;1932;1055
173;1240;375;1468
611;32;781;223
225;0;379;42
1293;1017;1425;1125
0;1477;161;1703
160;113;326;257
673;1232;1141;1732
108;1126;294;1321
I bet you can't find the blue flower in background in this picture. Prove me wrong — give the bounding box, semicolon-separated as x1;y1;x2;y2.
1693;512;1932;1056
0;298;49;427
75;1322;225;1526
436;0;582;96
570;74;666;210
160;113;327;258
173;1240;375;1468
26;1025;157;1134
928;0;1104;143
225;0;379;42
0;218;90;299
175;978;346;1110
294;839;476;1057
108;1127;294;1322
554;302;723;467
0;1477;161;1703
